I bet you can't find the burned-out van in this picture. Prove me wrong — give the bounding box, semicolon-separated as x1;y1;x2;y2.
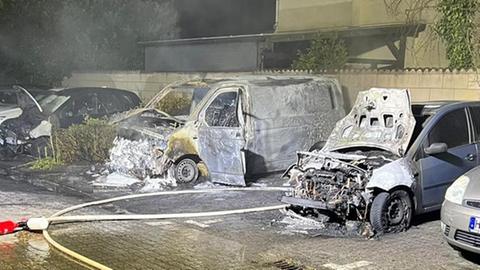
112;75;345;186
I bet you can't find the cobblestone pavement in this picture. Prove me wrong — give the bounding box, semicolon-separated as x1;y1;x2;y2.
1;176;480;270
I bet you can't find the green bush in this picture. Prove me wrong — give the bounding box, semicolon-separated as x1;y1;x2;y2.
53;118;117;163
292;34;348;71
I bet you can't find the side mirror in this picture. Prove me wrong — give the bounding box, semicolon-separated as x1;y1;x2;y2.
424;142;448;155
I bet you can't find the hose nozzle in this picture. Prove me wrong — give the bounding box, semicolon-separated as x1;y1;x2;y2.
0;220;19;235
0;217;49;235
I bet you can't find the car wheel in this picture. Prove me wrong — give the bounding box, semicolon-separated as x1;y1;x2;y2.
174;158;199;184
370;190;412;234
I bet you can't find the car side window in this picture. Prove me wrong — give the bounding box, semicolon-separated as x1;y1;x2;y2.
204;91;239;127
97;93;124;115
428;109;469;149
72;93;98;117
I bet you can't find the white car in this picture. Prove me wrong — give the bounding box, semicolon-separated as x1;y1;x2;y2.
441;167;480;255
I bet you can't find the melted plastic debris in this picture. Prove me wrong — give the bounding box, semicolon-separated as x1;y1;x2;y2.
107;137;166;179
93;172;141;188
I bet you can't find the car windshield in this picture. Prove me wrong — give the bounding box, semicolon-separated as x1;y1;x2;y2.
155;87;209;120
38;94;70;114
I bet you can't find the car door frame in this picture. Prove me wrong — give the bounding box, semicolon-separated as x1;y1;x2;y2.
197;86;247;186
415;104;477;212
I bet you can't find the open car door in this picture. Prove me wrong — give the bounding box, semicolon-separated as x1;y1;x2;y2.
198;87;246;186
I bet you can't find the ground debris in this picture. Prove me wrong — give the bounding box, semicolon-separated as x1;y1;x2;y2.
278;209;373;238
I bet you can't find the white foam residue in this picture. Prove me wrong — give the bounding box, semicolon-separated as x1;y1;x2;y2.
107;137;164;179
139;175;177;192
93;172;141;187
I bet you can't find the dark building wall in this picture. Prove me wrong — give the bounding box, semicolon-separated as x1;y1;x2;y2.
145;40;260;72
174;0;276;38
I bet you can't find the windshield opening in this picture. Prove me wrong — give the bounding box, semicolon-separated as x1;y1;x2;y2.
38;94;70;114
408;104;436;151
155;87;209;120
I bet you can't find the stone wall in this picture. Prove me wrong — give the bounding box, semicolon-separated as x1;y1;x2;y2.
63;69;480;109
332;69;480;109
62;71;252;101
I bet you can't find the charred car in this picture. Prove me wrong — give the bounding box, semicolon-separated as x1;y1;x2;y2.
0;86;140;156
113;75;345;185
282;88;480;234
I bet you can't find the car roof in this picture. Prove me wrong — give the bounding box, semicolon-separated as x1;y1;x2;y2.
50;87;135;96
174;75;335;88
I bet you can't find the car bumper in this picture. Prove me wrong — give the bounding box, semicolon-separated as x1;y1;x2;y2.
441;200;480;254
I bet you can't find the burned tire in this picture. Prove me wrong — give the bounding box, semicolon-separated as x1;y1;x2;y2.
370;190;412;234
174;158;199;184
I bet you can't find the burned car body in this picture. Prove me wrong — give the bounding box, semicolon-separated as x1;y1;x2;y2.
113;75;345;186
0;86;140;156
283;88;480;234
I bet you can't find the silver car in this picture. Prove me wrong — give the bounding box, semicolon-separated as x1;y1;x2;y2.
441;166;480;255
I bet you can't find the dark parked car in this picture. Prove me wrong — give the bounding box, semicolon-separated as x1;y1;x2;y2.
0;86;140;156
282;88;480;234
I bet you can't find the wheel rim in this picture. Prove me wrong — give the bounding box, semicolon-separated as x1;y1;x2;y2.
175;159;197;183
387;198;404;225
383;193;411;231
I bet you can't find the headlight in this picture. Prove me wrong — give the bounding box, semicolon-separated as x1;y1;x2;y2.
445;175;470;205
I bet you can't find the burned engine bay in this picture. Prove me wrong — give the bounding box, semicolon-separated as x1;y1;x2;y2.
109;109;181;179
283;149;396;222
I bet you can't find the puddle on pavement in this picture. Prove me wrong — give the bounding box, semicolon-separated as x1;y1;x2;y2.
0;232;51;266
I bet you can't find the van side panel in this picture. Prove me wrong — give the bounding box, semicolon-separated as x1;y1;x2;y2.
245;79;345;174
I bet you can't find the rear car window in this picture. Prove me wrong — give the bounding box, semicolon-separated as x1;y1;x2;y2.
428;108;468;149
469;106;480;142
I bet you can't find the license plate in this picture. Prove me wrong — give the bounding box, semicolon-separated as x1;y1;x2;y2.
468;216;480;233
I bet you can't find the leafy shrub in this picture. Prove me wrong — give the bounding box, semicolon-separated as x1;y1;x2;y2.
435;0;479;69
292;34;348;71
53;118;116;163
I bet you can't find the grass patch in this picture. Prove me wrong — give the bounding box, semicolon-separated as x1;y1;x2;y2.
30;157;64;170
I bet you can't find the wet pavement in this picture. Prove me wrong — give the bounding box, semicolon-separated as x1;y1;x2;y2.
1;172;480;269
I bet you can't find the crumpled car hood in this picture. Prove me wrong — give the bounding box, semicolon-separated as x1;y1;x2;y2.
322;88;416;156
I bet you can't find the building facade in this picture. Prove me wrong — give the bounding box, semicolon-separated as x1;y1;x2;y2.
141;0;446;72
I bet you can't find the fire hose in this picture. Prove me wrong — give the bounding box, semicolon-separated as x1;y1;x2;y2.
1;187;291;270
